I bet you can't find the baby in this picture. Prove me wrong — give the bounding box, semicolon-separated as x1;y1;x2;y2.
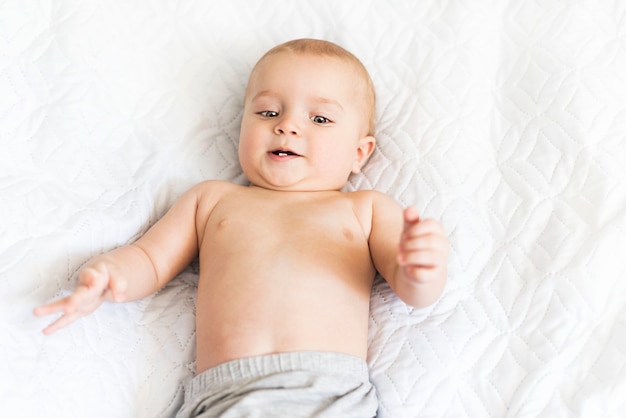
35;39;450;417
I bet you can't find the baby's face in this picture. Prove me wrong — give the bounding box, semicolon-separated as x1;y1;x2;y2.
238;51;374;191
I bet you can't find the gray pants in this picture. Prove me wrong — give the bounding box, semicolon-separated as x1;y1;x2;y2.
176;351;378;417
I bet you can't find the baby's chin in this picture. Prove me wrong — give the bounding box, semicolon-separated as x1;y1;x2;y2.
247;182;344;193
242;172;347;193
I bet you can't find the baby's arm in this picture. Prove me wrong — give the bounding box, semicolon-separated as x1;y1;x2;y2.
34;186;203;334
369;193;449;308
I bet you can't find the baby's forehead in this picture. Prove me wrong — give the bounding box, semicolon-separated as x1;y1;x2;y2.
258;52;328;72
248;51;368;94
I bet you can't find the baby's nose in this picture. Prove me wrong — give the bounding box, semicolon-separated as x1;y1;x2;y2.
274;117;300;136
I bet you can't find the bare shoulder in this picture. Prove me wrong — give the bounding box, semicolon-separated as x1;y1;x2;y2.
190;179;240;195
344;189;402;237
186;181;245;242
345;189;401;211
177;180;242;215
185;180;241;205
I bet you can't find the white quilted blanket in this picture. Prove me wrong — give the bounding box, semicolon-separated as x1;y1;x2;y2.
2;1;625;417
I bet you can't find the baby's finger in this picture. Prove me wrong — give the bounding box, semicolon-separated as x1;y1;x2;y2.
33;297;72;317
80;266;109;290
403;206;420;227
402;264;442;283
398;249;439;268
37;289;104;334
400;234;449;253
403;218;445;239
66;284;99;310
41;311;80;335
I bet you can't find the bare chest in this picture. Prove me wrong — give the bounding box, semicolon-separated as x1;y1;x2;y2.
198;191;374;278
210;194;364;246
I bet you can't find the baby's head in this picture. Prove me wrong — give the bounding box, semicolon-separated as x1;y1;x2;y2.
248;39;376;136
239;39;377;191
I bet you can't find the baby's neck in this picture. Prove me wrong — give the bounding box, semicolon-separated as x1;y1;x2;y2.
247;184;344;198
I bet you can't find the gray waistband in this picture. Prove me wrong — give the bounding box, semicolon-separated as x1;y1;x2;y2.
186;351;370;401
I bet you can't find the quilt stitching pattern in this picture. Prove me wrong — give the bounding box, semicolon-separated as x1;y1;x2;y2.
2;1;625;417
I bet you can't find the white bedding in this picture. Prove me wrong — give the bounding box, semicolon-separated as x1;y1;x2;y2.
2;1;625;417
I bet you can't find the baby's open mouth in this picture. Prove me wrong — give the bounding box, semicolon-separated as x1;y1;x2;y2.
270;149;300;157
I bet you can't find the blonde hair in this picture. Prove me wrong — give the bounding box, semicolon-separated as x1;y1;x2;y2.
249;38;376;136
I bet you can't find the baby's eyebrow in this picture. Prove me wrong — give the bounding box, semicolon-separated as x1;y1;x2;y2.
312;96;344;111
250;90;278;102
250;90;344;111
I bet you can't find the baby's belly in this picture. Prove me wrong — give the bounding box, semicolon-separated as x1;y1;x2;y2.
193;268;373;373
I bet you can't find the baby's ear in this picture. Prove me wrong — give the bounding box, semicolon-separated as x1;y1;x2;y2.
351;135;376;174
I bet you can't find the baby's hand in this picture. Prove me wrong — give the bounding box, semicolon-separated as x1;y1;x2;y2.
34;263;127;335
397;206;449;283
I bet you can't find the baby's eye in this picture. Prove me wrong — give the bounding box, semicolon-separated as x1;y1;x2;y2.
311;115;331;124
259;111;279;118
